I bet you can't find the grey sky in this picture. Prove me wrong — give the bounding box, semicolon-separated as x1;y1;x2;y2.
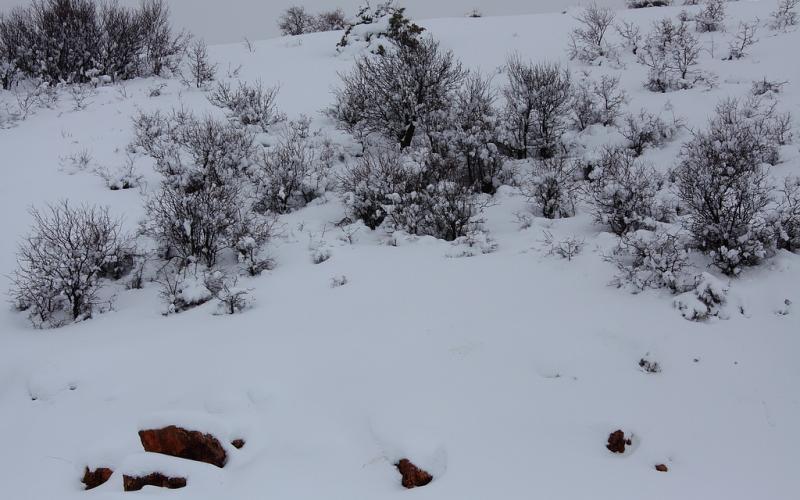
0;0;621;44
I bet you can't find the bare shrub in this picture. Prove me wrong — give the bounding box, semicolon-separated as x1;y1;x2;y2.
182;38;216;89
726;21;758;60
568;3;617;62
502;55;572;159
616;20;642;55
278;6;315;36
572;73;627;130
638;18;701;92
314;9;347;32
11;202;130;328
771;0;799;30
620;109;682;156
208;80;282;132
587;147;662;235
139;0;188;76
695;0;726;33
627;0;673;7
541;231;585;260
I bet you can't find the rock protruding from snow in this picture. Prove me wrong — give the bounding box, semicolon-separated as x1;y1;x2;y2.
82;467;113;490
606;430;632;453
655;464;669;472
138;426;227;468
122;472;187;491
231;439;245;449
395;459;433;489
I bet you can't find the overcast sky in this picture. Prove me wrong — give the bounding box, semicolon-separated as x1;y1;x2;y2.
0;0;622;44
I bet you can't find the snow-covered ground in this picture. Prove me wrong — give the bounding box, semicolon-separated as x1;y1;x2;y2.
1;1;799;499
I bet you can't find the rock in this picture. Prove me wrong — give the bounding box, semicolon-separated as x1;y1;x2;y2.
122;473;187;491
606;430;632;453
655;464;669;472
231;439;245;449
82;467;113;490
138;425;227;468
395;458;433;489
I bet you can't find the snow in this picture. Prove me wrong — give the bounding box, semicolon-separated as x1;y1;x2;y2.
1;1;800;500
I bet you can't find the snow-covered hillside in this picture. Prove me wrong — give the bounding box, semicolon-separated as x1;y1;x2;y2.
1;2;799;500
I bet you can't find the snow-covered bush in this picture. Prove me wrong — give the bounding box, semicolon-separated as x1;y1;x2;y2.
182;38;215;89
751;77;787;97
0;0;185;83
673;272;728;320
771;177;800;252
620;109;682;156
502;56;572;159
627;0;673;7
208;274;253;315
340;147;485;240
609;228;691;293
135;110;271;268
208;80;282;132
695;0;726;33
336;1;425;53
331;36;464;149
675;98;779;275
157;264;212;315
771;0;799;30
587;147;662;235
568;3;617;63
95;154;142;190
522;156;581;219
251;117;334;214
425;71;505;193
11;201;130;328
637;18;701;92
571;73;627;130
387;179;486;241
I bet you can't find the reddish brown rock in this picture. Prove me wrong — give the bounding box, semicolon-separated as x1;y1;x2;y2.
122;473;187;491
655;464;669;472
395;459;433;489
606;430;632;454
82;467;113;490
138;426;227;468
231;439;245;449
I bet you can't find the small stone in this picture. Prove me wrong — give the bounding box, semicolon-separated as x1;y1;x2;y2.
122;473;186;491
655;464;669;472
231;439;245;449
606;430;631;453
82;467;113;490
395;458;433;489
